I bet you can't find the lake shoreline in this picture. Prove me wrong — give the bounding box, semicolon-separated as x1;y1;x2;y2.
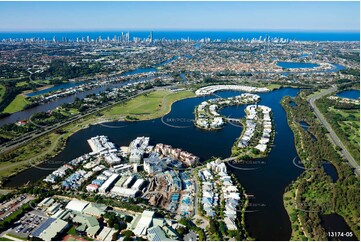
0;89;195;187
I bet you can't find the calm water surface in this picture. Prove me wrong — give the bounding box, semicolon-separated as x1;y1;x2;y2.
321;214;357;241
5;88;302;240
336;90;360;100
1;31;359;41
277;62;320;69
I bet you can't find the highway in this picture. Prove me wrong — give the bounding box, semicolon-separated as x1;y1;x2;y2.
308;85;360;176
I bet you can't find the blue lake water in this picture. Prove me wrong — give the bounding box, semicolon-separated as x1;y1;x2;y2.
336;90;360;100
322;163;339;183
4;87;302;240
277;62;320;69
327;63;346;73
290;101;296;107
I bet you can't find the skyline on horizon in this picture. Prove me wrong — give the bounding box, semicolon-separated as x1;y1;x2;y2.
0;29;360;34
0;1;359;32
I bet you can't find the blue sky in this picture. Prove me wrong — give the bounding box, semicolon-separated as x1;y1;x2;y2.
0;1;359;32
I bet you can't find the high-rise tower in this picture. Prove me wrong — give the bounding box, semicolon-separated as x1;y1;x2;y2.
149;31;153;43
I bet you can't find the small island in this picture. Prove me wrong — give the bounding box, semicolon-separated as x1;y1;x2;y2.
194;93;260;130
231;104;274;159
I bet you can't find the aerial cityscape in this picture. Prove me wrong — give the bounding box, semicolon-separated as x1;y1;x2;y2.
0;1;359;241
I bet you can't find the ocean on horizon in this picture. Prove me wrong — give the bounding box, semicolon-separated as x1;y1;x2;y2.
0;31;359;41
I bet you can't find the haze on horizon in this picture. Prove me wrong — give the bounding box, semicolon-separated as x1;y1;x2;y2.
0;1;359;32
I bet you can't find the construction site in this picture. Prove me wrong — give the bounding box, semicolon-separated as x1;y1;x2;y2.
142;171;194;216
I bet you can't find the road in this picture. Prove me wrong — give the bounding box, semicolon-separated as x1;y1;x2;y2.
193;172;199;216
308;85;360;176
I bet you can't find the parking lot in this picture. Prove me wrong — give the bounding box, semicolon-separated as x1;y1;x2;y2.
7;210;48;239
0;194;35;221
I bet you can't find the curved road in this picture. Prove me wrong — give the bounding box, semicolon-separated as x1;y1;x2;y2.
308;85;360;176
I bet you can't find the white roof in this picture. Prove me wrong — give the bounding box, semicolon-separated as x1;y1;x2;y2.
131;179;145;190
133;210;155;236
65;199;89;213
97;227;112;241
111;187;138;197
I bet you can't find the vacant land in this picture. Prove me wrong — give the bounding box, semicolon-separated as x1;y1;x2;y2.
102;89;195;120
3;94;30;114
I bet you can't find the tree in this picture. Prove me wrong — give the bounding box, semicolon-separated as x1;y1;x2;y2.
121;230;134;238
208;219;219;234
115;222;127;231
124;215;133;223
176;226;189;235
198;229;206;241
219;221;227;236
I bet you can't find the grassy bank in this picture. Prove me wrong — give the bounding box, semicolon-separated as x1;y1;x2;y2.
2;94;30;114
101;89;195;120
0;89;195;184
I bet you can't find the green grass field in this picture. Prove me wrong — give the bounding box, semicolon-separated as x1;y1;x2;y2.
67;227;77;236
0;237;13;241
4;234;25;241
15;82;29;87
2;94;30;114
265;84;282;90
341;120;359;145
328;107;360;161
102;89;195;120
